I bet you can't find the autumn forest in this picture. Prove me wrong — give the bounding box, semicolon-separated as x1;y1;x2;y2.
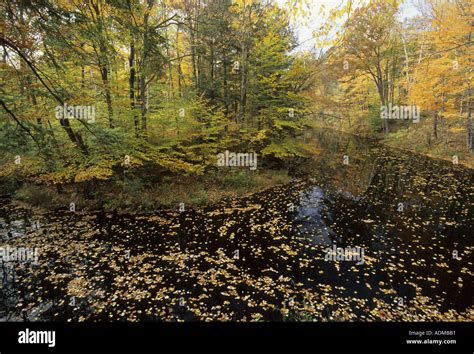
0;0;473;329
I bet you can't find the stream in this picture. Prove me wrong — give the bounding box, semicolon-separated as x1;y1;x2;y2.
1;128;472;321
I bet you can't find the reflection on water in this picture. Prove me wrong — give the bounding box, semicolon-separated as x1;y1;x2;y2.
1;128;472;321
295;186;335;245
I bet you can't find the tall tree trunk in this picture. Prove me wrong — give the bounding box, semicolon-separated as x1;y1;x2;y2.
210;39;215;99
223;50;229;114
189;0;198;89
140;73;147;131
92;1;114;128
129;39;139;135
99;62;114;128
467;87;473;151
196;0;202;90
374;60;389;134
80;42;85;91
140;0;154;132
176;27;184;97
376;80;388;134
166;27;174;99
239;42;248;123
190;30;197;89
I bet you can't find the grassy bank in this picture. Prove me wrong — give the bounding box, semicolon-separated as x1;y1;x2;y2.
9;168;290;213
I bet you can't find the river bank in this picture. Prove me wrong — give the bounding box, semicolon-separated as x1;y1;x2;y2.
4;126;473;215
308;121;474;169
7;168;291;214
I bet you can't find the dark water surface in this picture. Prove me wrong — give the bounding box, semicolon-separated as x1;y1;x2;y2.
1;129;473;321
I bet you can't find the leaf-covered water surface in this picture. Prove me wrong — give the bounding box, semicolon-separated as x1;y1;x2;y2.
1;130;472;322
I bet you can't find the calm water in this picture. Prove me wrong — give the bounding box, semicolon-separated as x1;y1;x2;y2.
1;129;473;321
